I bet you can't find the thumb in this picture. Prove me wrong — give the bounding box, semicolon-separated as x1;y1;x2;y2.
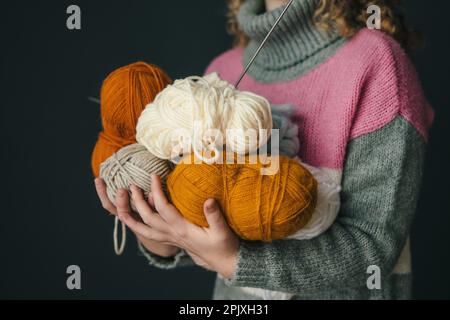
204;199;228;231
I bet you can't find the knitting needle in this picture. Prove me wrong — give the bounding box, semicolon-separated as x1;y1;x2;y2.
234;0;295;88
88;0;295;100
88;96;101;104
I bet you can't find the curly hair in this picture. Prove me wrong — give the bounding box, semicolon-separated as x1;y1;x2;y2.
226;0;421;50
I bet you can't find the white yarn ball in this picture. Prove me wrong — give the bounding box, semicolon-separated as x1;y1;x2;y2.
136;72;272;163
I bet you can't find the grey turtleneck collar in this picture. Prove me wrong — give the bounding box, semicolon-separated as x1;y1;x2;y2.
237;0;346;82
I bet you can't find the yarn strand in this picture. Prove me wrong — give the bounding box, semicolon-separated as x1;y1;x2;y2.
113;216;126;255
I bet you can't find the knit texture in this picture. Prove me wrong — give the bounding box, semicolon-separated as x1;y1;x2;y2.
238;0;346;82
218;116;424;299
138;0;434;300
207;29;434;168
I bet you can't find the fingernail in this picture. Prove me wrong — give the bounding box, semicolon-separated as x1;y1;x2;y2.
206;200;217;213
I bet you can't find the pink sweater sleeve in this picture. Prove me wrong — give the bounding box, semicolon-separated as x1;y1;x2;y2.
350;36;434;141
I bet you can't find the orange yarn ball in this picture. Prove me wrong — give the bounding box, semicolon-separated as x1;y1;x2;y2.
167;153;318;241
91;61;172;177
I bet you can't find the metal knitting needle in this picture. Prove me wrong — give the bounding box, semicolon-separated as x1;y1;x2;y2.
88;96;100;104
234;0;295;88
88;0;295;101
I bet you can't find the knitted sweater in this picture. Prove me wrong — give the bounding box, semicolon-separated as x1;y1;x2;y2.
138;0;434;299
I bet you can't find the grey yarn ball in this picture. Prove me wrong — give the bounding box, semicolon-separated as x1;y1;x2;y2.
100;143;173;211
266;104;300;157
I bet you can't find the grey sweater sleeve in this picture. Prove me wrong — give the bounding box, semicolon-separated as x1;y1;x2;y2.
137;239;194;269
225;116;426;294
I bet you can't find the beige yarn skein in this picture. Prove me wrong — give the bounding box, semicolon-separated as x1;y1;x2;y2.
100;143;173;256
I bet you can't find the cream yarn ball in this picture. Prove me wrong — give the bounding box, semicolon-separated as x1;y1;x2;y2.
136;72;272;163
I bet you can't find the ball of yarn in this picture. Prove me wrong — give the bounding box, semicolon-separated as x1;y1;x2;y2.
167;153;318;241
266;104;300;157
99;144;173;211
136;72;272;163
91;61;172;177
287;160;341;240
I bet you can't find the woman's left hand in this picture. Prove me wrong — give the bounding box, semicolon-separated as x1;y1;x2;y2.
118;174;239;279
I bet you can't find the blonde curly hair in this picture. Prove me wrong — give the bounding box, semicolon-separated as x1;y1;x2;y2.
226;0;420;50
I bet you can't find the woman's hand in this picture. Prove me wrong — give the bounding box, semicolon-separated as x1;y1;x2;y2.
94;178;180;258
117;174;240;279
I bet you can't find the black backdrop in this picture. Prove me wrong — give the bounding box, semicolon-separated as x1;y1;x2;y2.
0;0;449;299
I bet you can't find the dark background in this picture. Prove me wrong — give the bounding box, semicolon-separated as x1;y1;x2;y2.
0;0;448;299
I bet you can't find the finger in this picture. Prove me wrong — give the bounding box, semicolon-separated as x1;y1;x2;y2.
115;188;133;219
203;199;228;232
150;174;182;222
119;209;170;243
130;185;155;216
94;178;117;215
130;185;170;232
150;174;170;213
147;192;155;209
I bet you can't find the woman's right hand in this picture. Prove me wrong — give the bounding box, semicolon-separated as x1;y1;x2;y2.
94;178;180;257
